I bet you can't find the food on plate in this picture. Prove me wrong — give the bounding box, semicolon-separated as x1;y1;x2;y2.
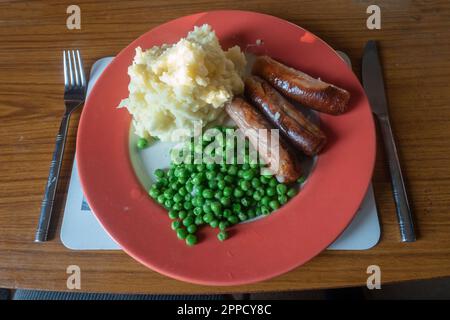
119;24;247;142
130;27;352;245
252;55;350;115
148;126;300;245
245;76;327;156
225;97;302;183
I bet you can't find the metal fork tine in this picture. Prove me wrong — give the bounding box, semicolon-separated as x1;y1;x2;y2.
76;50;86;88
67;50;74;87
71;50;80;87
63;51;69;87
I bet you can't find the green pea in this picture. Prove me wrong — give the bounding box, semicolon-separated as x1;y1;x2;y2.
185;234;197;246
217;230;228;241
184;193;192;202
205;171;215;180
238;213;248;221
269;200;280;210
269;178;278;187
287;187;298;198
253;190;263;201
154;169;165;179
206;163;216;171
173;193;183;203
278;195;288;204
148;188;159;199
192;175;203;186
247;209;256;219
251;178;261;189
227;165;238;176
240;180;251;191
178;188;187;196
266;187;276;197
220;196;231;207
137;137;148;149
164;199;173;209
214;190;223;200
193;207;203;216
261;206;270;215
202;189;214;199
241;197;250;207
168;210;178;219
223;187;232;197
217;180;226;190
297;176;306;184
183;201;193;210
163;189;173;199
156;195;165;204
211;202;222;215
159;177;168;186
202;203;212;215
208;180;218;189
196;164;205;172
219;221;229;231
233;188;244;198
203;212;214;223
223;209;232;218
171;220;181;230
224;175;234;183
242;170;254;181
260;176;269;184
232;203;241;213
194;216;203;225
187;224;197;234
176;228;188;240
193;185;204;196
276;184;288;195
178;210;188;220
210;219;219;228
182;216;194;227
228;215;239;224
185;181;194;192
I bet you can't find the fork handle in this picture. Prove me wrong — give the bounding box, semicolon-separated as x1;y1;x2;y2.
35;112;71;242
378;116;416;242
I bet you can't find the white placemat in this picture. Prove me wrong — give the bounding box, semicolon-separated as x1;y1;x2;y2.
61;55;380;251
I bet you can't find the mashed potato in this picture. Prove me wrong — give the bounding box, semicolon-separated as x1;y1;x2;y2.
119;24;246;142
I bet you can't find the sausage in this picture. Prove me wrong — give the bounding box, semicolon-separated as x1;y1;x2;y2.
225;97;302;183
245;76;327;156
252;55;350;115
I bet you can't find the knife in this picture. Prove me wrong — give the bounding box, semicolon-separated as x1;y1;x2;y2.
362;40;416;242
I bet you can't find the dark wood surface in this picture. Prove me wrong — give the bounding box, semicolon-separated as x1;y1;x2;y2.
0;0;449;293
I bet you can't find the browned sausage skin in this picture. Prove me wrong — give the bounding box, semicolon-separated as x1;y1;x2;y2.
252;56;350;115
245;76;327;156
225;97;302;183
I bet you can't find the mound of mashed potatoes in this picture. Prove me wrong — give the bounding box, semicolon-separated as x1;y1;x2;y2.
119;24;246;142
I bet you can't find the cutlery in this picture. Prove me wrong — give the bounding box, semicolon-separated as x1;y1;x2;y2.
362;40;416;242
35;50;87;242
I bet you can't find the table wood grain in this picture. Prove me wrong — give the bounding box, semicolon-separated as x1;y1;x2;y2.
0;0;449;294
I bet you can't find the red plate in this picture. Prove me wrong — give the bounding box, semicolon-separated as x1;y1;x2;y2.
77;10;376;285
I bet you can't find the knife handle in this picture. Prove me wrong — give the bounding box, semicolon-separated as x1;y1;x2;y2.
378;116;416;242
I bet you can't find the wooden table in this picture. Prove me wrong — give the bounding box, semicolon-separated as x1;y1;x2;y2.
1;0;449;294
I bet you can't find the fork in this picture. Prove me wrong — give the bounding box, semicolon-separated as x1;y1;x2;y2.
35;50;87;242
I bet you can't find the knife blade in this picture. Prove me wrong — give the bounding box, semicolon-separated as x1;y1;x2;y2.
362;40;416;242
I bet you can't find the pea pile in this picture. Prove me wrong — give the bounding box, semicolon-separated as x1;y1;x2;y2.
147;127;300;246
